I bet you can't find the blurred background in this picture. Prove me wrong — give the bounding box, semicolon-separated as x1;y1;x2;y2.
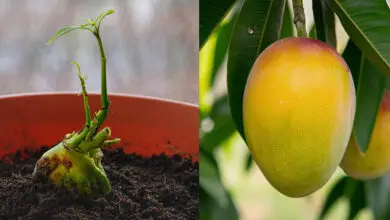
0;0;198;104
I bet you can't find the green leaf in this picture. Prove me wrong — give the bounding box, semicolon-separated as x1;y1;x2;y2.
347;181;366;220
200;152;229;208
386;76;390;89
313;0;337;48
244;153;253;172
309;24;317;39
199;149;238;220
47;25;90;44
200;186;239;220
342;40;362;89
319;176;348;219
199;1;243;112
200;95;237;152
342;40;385;152
280;1;293;38
353;57;385;152
366;174;390;220
327;0;390;77
96;9;116;28
200;0;236;49
227;0;286;141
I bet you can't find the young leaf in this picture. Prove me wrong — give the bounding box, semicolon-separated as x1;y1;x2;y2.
200;0;236;49
47;25;90;44
327;0;390;76
227;0;286;141
319;177;348;219
96;9;116;28
342;40;385;152
313;0;337;48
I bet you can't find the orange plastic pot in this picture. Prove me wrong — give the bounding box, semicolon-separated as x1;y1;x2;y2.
0;92;199;162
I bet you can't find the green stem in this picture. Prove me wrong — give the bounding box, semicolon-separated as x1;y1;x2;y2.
292;0;307;37
93;31;110;132
73;62;91;128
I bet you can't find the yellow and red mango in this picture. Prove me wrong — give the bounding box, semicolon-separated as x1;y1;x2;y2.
243;37;356;197
341;91;390;180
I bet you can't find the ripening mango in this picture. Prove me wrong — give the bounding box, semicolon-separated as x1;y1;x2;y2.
243;37;356;197
341;91;390;180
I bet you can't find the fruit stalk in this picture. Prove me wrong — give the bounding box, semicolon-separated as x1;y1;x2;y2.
32;9;120;195
292;0;307;37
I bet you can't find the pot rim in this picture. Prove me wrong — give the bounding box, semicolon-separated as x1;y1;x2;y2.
0;91;199;108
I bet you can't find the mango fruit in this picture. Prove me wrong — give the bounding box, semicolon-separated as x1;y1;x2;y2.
243;37;356;197
341;91;390;180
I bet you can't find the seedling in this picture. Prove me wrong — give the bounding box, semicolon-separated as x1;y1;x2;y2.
32;9;120;195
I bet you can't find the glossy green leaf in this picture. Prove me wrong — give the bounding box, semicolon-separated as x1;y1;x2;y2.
227;0;286;141
353;57;385;152
342;40;385;152
366;174;390;220
200;95;236;152
319;176;348;219
200;0;236;48
342;40;362;89
327;0;390;77
280;1;293;38
199;1;243;112
313;0;337;48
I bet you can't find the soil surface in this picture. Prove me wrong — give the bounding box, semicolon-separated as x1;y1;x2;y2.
0;147;199;220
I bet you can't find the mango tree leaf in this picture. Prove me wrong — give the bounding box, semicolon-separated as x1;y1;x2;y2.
309;25;317;39
387;76;390;89
200;152;229;207
313;0;337;48
319;176;349;219
200;1;243;112
227;0;286;141
200;95;236;152
327;0;390;77
280;1;293;38
347;181;366;220
342;40;362;89
343;40;386;152
200;0;236;48
366;173;390;220
244;153;253;172
200;186;239;220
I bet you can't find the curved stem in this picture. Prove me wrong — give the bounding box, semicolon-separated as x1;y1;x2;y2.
73;62;91;128
292;0;307;37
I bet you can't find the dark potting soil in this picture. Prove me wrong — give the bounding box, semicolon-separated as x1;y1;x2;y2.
0;147;199;220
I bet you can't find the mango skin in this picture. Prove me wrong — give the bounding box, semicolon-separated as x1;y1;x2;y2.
243;37;356;197
341;91;390;180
